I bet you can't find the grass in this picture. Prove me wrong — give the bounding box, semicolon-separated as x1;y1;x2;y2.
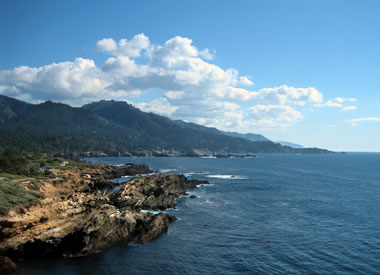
0;170;47;215
62;160;96;169
0;152;94;214
0;178;41;215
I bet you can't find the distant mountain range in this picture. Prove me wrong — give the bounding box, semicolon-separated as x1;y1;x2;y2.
0;95;332;155
174;121;269;142
276;141;304;149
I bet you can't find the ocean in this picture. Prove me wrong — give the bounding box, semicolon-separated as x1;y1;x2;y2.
19;153;380;274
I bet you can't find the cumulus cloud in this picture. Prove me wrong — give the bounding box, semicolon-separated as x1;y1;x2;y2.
248;105;303;128
239;76;254;86
96;38;117;52
199;48;215;60
0;58;115;105
346;117;380;126
220;85;322;105
0;33;350;132
96;33;150;57
136;98;179;116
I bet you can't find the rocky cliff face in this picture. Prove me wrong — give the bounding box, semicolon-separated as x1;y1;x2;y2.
111;174;188;210
111;174;208;210
0;163;207;263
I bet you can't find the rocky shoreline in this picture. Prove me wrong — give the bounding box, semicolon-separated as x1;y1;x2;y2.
0;162;208;272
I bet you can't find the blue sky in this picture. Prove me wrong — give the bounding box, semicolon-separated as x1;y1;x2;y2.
1;0;379;151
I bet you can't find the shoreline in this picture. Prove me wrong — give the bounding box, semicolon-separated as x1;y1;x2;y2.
0;161;208;272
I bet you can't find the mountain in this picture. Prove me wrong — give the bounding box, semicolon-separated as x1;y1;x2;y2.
0;95;332;155
222;131;269;142
276;141;304;149
174;121;269;142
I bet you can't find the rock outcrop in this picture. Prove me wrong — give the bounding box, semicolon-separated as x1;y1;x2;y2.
0;256;17;273
110;175;208;210
0;163;208;264
110;174;187;210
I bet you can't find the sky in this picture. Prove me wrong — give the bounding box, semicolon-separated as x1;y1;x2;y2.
0;0;379;152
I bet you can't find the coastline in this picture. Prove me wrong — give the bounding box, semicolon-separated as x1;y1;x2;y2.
0;161;207;272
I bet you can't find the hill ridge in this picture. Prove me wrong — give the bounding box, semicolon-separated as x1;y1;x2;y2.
0;95;332;155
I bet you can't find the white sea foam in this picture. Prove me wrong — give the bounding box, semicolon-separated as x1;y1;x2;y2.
184;171;209;177
206;174;248;180
141;210;162;215
159;169;177;173
196;183;213;188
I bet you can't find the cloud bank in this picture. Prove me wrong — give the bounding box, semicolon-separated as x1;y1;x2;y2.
0;33;355;132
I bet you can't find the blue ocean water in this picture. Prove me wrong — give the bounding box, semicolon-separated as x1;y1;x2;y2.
19;153;380;274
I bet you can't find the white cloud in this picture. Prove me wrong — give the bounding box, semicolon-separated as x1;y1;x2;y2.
248;105;303;128
151;36;198;61
0;34;344;132
164;90;185;100
136;98;178;116
341;106;357;112
239;76;254;86
0;58;111;105
335;97;357;103
346;117;380;126
96;38;117;52
97;33;150;57
0;85;19;96
220;85;322;105
199;48;214;60
315;101;342;108
315;97;357;108
0;58;142;105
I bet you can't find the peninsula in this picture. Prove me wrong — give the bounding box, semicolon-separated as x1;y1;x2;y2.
0;152;207;272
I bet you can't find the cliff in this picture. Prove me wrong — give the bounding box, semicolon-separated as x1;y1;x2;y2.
0;162;207;264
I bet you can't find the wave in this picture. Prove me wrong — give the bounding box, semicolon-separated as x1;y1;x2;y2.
184;171;209;177
140;209;162;215
206;174;248;180
159;169;177;173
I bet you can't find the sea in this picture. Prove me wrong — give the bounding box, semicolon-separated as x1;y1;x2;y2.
19;153;380;274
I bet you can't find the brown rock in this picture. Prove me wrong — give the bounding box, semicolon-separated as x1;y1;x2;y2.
0;256;17;272
137;213;177;243
110;174;188;210
186;179;209;189
0;161;208;261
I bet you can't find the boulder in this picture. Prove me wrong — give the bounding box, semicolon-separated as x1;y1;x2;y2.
137;213;177;243
110;174;188;210
186;179;209;189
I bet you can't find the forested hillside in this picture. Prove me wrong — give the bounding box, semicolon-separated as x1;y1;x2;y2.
0;95;332;155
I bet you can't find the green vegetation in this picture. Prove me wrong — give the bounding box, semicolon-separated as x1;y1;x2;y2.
0;149;29;175
0;95;333;155
0;149;79;215
0;149;65;175
0;147;97;215
0;176;42;215
0;150;40;214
